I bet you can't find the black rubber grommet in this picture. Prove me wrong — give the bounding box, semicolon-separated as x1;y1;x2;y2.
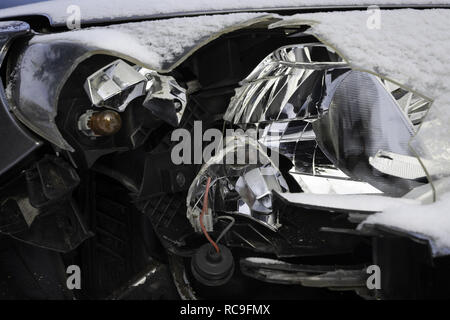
191;243;234;287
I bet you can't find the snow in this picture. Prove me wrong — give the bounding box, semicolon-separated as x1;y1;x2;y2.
29;13;269;71
359;193;450;256
0;0;447;26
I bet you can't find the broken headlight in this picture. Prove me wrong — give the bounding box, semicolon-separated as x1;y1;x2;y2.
187;43;432;234
225;43;431;197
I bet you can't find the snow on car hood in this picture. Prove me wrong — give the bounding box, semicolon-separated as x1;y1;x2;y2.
0;0;448;26
359;192;450;256
272;8;450;256
28;12;269;71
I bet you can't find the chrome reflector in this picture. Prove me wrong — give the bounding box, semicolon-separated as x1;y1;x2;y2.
84;59;187;126
186;134;288;231
84;59;147;112
224;43;347;124
224;43;432;196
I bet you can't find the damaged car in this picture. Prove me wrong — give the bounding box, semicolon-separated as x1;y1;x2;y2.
0;0;449;300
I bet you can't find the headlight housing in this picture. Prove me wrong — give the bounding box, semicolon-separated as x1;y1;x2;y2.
187;42;431;233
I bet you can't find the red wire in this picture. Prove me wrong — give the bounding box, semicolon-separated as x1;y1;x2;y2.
199;177;220;253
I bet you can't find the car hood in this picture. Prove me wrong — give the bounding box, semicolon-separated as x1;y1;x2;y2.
0;0;448;26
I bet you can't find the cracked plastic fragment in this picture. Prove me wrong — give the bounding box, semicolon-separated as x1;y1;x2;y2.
142;71;187;127
369;150;428;180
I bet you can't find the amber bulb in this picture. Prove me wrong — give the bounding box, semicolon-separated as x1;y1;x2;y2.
88;110;122;136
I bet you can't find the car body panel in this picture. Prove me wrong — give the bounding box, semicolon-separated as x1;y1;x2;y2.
0;21;41;176
0;0;449;26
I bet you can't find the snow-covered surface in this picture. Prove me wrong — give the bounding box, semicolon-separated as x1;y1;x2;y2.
279;193;419;213
29;13;269;71
0;0;447;26
360;193;450;256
